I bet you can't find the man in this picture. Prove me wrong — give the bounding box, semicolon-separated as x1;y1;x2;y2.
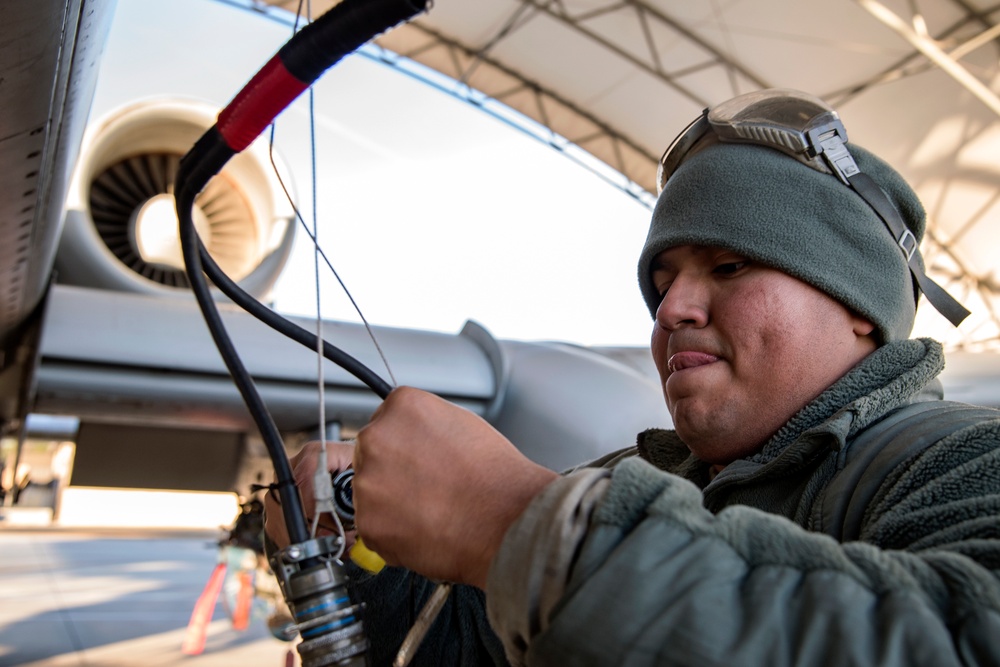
266;89;1000;665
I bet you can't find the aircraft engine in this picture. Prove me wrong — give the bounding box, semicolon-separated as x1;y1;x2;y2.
56;99;295;299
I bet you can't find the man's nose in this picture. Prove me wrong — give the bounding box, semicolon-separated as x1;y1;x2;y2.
655;276;708;330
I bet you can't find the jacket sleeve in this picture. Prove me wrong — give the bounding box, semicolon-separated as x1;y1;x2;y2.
485;426;1000;667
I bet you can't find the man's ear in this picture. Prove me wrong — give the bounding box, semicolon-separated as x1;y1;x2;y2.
851;315;877;338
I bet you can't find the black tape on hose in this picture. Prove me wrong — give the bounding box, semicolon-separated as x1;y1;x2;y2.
279;0;428;84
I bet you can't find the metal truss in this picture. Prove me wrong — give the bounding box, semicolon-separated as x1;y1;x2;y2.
264;0;1000;349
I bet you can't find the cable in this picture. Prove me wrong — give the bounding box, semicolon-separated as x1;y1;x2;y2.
178;128;312;543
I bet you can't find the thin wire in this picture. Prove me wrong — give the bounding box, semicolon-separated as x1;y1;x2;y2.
266;144;398;389
294;0;329;543
290;0;348;560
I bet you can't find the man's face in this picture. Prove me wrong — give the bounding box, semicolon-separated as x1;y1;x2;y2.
649;245;877;464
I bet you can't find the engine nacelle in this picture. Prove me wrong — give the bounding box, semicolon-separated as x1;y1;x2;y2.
57;98;295;299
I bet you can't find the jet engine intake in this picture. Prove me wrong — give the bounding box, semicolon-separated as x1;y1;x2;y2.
57;99;295;299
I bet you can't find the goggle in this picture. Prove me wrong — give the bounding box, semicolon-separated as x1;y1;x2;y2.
656;88;969;328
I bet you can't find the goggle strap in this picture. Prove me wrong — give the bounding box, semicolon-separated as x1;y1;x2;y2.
848;172;970;327
810;124;857;185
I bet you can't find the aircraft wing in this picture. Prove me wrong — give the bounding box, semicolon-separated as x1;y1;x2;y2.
0;0;117;434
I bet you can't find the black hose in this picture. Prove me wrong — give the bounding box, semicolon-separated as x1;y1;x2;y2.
177;128;313;546
197;244;393;399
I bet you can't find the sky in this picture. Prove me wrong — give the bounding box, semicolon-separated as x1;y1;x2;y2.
91;0;658;347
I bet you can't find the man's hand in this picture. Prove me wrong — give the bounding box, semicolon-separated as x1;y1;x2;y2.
352;386;558;589
264;440;357;551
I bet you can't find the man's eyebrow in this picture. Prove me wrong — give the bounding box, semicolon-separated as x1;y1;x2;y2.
650;256;674;273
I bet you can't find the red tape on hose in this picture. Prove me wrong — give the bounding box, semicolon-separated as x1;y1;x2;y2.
217;55;309;153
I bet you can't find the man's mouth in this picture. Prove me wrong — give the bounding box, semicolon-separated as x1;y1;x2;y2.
667;351;720;374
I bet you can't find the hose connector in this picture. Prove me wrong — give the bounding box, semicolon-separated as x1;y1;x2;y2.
270;535;369;666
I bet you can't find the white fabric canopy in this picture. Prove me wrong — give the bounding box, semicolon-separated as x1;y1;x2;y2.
267;0;1000;351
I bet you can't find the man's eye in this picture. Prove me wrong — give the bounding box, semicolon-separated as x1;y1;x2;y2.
714;261;748;275
652;275;673;298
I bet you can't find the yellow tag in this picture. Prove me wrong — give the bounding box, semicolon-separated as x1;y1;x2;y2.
350;537;386;573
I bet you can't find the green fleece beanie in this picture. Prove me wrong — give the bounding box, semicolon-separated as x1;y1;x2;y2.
637;141;924;343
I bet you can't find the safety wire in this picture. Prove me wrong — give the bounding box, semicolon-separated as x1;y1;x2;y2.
307;78;339;549
301;0;336;551
266;135;398;390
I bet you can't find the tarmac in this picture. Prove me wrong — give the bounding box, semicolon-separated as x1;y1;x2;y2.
0;520;299;667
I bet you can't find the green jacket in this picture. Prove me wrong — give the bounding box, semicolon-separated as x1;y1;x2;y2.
349;338;1000;665
485;338;1000;666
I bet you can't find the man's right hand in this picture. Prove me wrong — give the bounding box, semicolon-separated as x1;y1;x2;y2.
263;440;357;551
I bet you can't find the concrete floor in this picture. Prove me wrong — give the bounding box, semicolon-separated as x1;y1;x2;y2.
0;525;298;667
